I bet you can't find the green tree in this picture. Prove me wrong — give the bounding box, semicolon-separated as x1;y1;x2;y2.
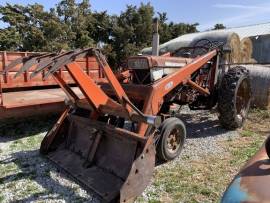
0;1;95;51
0;3;69;51
89;11;112;43
158;12;199;43
213;23;226;30
0;27;21;50
108;3;154;66
56;0;94;49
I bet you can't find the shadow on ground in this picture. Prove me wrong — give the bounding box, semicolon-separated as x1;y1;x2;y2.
0;114;58;143
0;150;100;203
0;109;229;142
177;110;229;138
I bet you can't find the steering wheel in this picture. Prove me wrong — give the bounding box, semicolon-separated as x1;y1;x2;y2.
192;39;214;56
193;39;213;48
172;39;225;57
172;46;209;58
194;39;225;50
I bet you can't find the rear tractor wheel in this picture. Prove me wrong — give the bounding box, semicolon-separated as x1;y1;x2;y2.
218;66;251;130
156;117;186;161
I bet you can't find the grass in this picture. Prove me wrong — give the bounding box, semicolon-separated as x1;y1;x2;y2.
0;195;3;203
0;109;269;203
8;134;44;152
148;158;227;202
138;155;234;203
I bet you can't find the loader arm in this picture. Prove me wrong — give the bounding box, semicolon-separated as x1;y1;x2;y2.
64;62;158;126
94;50;132;111
64;59;161;129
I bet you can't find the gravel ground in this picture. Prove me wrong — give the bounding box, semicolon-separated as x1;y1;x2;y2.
176;107;238;160
0;107;240;203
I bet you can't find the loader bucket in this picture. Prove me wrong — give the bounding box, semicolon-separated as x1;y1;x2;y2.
41;113;155;203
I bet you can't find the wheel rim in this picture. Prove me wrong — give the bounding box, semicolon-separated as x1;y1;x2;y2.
166;129;182;154
236;78;251;122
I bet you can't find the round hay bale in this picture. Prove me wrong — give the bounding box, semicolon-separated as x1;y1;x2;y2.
190;32;241;63
244;65;270;109
240;37;254;63
160;40;192;55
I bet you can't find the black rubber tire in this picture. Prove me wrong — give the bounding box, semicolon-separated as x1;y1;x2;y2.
218;66;251;130
265;136;270;159
157;117;186;161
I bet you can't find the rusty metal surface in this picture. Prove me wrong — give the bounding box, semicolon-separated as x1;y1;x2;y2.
43;114;154;202
0;51;102;119
128;55;192;69
49;148;125;201
222;136;270;203
14;53;56;78
0;101;65;120
120;134;155;202
0;51;101;90
2;87;83;108
40;107;71;153
0;87;83;120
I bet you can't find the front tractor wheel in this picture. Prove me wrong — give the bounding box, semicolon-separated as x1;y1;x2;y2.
218;66;251;130
157;117;186;161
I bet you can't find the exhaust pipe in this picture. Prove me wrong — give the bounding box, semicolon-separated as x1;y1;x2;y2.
152;18;159;56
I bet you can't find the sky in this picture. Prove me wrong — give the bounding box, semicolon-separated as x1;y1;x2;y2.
1;0;270;31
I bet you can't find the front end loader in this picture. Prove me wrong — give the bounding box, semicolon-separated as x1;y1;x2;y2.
7;44;251;202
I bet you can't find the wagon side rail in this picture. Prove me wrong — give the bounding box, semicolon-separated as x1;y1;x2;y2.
0;51;102;91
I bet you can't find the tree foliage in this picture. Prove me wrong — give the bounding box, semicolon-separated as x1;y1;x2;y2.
157;12;198;44
213;23;226;30
0;1;199;67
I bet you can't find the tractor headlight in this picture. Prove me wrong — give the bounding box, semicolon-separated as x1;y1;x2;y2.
128;58;149;69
